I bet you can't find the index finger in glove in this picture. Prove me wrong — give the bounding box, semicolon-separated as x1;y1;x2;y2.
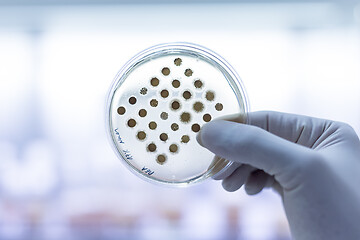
197;119;313;177
220;111;333;149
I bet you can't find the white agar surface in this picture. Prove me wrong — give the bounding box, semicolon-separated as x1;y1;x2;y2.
109;50;246;185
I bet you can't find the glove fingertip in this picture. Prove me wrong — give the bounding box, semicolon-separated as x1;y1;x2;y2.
245;185;263;195
196;131;204;147
222;180;242;192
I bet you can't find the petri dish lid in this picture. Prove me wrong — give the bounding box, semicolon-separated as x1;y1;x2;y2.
106;42;249;186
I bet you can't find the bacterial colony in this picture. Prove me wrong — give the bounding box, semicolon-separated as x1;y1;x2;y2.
115;57;224;166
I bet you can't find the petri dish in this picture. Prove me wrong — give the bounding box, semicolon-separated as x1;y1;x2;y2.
106;42;249;186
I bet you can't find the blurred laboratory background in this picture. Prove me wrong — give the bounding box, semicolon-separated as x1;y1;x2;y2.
1;0;360;239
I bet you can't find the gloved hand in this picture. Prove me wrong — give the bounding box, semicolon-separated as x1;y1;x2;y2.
197;111;360;240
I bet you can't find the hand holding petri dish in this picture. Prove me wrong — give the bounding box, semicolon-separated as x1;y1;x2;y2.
106;42;249;186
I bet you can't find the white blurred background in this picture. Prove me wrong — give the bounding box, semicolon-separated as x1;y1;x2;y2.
0;0;360;239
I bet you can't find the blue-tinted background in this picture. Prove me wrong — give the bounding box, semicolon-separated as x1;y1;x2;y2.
0;1;360;239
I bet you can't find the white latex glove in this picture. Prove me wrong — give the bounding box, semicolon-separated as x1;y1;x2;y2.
197;111;360;240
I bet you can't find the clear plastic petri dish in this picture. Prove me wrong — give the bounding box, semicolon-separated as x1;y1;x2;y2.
106;42;249;186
